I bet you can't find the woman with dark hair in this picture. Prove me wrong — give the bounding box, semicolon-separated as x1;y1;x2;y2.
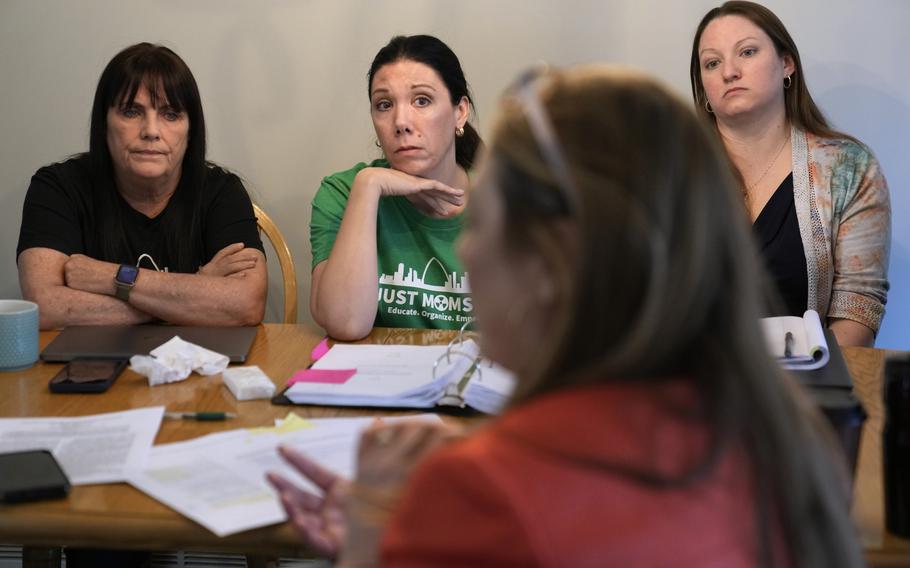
690;1;890;346
269;66;862;567
17;42;266;329
309;35;481;340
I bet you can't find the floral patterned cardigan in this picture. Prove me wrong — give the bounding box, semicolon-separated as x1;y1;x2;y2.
792;127;891;334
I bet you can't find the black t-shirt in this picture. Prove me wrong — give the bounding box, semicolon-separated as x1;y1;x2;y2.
16;154;263;273
752;173;809;316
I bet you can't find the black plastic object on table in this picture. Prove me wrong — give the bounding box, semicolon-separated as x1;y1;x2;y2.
884;354;910;538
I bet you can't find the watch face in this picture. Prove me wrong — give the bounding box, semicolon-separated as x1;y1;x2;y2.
116;265;140;285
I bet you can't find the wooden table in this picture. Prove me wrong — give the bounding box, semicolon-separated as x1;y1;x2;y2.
0;325;907;565
844;345;910;566
0;324;462;557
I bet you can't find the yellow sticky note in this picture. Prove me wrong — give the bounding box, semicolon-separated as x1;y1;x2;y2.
275;412;315;433
246;412;315;435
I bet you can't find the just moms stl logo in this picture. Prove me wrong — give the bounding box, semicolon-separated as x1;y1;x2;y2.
378;258;472;323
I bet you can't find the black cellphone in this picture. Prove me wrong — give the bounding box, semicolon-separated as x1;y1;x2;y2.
48;358;128;394
0;449;71;503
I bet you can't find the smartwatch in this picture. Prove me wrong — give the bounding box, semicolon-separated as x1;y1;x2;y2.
114;265;140;302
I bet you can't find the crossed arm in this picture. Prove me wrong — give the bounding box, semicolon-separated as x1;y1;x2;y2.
18;244;266;330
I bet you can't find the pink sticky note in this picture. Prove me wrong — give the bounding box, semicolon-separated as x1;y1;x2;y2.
310;337;330;361
288;368;356;385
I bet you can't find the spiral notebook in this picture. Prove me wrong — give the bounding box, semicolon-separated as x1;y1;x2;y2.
760;311;852;389
280;338;515;414
760;310;829;370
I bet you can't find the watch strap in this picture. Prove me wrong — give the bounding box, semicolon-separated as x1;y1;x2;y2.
114;283;132;302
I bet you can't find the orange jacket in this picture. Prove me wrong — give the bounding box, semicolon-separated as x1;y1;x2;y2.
381;382;782;567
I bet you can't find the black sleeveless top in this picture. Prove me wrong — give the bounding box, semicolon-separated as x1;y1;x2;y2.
752;173;809;316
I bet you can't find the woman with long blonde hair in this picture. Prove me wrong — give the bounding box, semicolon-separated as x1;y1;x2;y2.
270;65;863;567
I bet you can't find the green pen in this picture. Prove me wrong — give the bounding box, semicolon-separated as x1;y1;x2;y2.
165;411;238;421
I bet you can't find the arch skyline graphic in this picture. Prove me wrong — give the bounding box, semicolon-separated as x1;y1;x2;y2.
379;258;470;293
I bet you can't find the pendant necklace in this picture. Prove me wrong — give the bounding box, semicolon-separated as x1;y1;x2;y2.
744;132;791;201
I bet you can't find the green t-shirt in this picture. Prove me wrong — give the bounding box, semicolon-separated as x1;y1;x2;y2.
310;159;472;330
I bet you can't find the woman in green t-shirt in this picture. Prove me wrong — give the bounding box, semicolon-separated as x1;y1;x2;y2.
309;35;482;339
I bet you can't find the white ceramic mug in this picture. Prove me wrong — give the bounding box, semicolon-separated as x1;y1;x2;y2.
0;300;39;371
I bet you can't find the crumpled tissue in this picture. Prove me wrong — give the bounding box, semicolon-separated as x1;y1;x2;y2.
130;336;229;386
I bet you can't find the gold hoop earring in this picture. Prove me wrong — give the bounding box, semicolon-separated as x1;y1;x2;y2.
375;139;382;148
783;75;792;89
704;99;713;113
455;126;465;137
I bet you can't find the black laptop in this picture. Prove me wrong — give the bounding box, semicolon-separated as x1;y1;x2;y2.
41;325;258;363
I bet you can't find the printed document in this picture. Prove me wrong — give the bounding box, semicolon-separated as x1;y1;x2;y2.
0;407;164;485
127;414;442;537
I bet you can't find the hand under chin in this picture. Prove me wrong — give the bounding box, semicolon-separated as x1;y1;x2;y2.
404;194;463;218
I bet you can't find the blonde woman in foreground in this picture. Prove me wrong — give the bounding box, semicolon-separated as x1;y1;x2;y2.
269;65;863;568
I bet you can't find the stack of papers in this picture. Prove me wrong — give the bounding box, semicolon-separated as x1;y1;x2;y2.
285;340;515;413
0;407;447;537
127;414;442;536
760;310;830;370
0;407;164;485
462;358;518;414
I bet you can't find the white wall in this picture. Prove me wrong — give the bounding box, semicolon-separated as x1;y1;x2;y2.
1;0;907;347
